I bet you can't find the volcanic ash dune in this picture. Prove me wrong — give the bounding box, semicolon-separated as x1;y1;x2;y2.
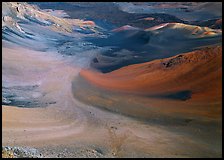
79;46;222;119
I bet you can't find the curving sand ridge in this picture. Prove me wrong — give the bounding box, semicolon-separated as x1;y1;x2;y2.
80;46;222;102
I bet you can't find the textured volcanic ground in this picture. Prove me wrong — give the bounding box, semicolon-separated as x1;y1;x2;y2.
73;46;222;157
75;46;222;120
115;2;222;22
2;2;222;158
80;46;222;100
87;23;221;73
30;2;186;29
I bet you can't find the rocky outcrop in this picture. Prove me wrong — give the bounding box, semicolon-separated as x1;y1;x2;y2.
2;146;43;158
162;46;221;68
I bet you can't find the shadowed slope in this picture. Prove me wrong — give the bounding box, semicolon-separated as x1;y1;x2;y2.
87;23;221;73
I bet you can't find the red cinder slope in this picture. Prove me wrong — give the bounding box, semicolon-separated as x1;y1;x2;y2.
81;46;222;102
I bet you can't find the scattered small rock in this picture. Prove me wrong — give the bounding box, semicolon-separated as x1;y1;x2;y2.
111;126;118;130
2;146;44;158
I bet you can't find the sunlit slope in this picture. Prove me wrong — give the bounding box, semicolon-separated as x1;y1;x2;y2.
81;46;222;102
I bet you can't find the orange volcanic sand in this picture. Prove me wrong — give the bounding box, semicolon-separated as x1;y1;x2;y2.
80;46;222;102
81;21;96;26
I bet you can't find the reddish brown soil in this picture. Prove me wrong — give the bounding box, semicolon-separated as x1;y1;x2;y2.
80;46;222;107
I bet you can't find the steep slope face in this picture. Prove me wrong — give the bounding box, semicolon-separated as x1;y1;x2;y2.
2;2;70;33
2;2;103;44
80;46;222;102
2;2;102;55
2;2;97;34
